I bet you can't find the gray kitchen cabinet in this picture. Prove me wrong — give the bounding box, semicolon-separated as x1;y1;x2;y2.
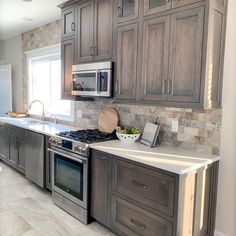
0;124;7;162
8;127;25;174
116;0;139;23
116;23;138;100
76;0;113;63
172;0;204;9
61;38;75;99
77;0;94;63
143;0;171;16
91;151;109;225
167;6;204;103
61;6;75;38
91;150;219;236
141;15;170;101
25;130;45;188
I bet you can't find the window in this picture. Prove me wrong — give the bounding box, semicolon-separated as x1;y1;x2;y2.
27;44;74;121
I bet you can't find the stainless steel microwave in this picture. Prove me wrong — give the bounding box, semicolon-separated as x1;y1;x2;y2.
72;62;112;97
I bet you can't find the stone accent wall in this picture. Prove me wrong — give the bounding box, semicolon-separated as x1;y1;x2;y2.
20;20;222;155
75;99;222;155
21;20;61;108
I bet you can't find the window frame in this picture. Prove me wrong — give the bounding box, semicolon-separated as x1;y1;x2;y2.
26;44;74;122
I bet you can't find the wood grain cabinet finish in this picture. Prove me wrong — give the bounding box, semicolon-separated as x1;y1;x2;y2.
94;0;113;61
172;0;204;9
0;124;7;162
61;7;75;38
168;6;204;103
116;0;139;23
111;195;173;236
144;0;171;16
77;0;94;63
8;131;25;174
61;38;75;99
91;151;109;225
116;23;138;100
77;0;113;63
141;15;170;101
112;158;176;217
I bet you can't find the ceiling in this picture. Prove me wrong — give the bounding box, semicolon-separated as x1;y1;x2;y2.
0;0;67;40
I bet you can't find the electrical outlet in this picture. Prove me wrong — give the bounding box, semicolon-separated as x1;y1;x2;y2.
172;120;178;132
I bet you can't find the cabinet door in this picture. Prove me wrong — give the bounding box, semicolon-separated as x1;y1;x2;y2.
61;7;75;38
143;0;171;16
0;126;7;161
141;16;170;101
172;0;203;9
117;0;139;23
116;23;138;100
77;1;94;63
94;0;113;61
168;7;204;103
8;136;18;166
61;38;75;99
91;151;109;225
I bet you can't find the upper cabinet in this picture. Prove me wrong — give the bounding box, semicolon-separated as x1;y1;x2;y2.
59;0;227;109
76;0;113;63
117;0;139;23
61;7;75;38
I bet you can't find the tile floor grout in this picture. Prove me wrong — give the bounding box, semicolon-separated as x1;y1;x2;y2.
0;160;115;236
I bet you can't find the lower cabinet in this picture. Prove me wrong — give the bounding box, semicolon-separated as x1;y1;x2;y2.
0;124;7;162
7;127;25;174
111;195;173;236
91;150;219;236
91;151;109;225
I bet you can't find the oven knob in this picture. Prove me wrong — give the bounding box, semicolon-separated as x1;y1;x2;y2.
81;147;86;153
75;146;81;152
56;140;62;145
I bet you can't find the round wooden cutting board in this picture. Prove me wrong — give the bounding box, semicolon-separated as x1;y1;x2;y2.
98;107;119;133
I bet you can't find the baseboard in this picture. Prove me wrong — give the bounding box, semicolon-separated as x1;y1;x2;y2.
215;231;227;236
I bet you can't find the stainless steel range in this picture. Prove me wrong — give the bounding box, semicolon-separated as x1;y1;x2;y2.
48;129;116;224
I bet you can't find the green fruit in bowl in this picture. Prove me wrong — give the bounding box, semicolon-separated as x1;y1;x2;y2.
119;127;140;135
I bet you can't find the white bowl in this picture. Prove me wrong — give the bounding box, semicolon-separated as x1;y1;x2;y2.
116;132;141;143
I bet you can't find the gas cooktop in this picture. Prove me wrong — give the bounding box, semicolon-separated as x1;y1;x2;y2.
57;129;117;144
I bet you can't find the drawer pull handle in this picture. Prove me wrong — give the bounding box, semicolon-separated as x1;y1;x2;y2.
130;219;146;229
132;180;147;189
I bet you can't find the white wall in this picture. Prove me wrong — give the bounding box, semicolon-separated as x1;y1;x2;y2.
215;0;236;235
0;40;4;63
3;35;23;112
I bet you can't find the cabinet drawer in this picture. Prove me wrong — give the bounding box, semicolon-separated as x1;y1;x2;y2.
111;195;173;236
112;159;176;217
7;126;25;137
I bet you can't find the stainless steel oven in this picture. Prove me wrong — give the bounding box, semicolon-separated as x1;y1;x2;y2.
48;145;89;223
72;61;112;97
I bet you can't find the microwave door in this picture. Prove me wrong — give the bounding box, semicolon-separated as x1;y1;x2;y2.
97;70;111;97
72;71;99;96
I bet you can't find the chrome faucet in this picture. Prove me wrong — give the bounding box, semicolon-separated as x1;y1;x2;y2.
28;100;46;121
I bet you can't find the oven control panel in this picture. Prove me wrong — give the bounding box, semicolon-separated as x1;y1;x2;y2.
49;137;88;156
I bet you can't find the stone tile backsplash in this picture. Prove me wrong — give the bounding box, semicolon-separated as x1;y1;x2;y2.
74;99;222;155
20;20;222;155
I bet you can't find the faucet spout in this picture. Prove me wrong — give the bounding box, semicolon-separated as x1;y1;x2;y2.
28;100;46;121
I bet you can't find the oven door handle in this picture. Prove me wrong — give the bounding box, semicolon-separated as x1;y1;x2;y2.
47;148;86;164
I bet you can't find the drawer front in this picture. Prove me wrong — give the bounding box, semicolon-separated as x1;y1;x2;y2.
8;126;25;137
111;195;173;236
112;159;176;217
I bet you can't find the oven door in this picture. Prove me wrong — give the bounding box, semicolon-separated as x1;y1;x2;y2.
72;70;99;96
48;147;88;209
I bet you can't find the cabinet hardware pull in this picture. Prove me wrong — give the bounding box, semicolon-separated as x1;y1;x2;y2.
90;46;94;55
132;180;147;189
71;22;75;31
97;155;106;160
130;219;146;229
117;6;122;17
93;46;96;55
163;79;168;94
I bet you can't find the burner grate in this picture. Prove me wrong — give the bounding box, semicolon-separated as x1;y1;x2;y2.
58;129;117;143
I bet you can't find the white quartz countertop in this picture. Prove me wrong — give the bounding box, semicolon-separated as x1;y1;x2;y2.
0;117;76;136
91;140;220;175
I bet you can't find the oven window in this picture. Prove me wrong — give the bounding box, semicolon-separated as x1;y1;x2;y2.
54;154;83;201
73;72;96;91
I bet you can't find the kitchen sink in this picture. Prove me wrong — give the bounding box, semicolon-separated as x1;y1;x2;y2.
20;120;48;125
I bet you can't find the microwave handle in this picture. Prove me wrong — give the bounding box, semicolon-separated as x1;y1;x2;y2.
97;71;100;93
